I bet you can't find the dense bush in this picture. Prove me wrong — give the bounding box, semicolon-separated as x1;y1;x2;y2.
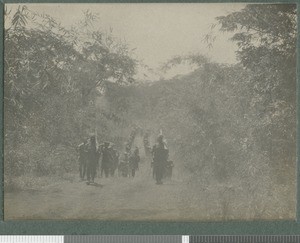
4;6;137;190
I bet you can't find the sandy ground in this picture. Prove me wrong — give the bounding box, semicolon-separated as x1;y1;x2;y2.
4;160;295;221
4;162;203;221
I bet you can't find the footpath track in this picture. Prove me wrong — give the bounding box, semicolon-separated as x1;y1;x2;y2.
5;160;291;221
5;162;200;221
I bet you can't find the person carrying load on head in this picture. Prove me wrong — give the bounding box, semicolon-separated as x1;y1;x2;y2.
86;135;99;185
109;144;119;177
129;146;140;177
152;134;169;185
77;139;88;180
101;141;113;178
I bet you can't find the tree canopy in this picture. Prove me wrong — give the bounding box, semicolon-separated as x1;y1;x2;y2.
216;4;296;72
4;5;137;177
214;4;297;178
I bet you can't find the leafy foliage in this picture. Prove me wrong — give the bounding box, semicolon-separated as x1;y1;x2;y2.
103;58;295;217
216;4;296;68
4;6;136;188
163;4;296;182
215;4;297;177
99;4;296;217
161;54;210;73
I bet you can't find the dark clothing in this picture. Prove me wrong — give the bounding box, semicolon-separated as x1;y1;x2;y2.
80;161;87;180
118;161;129;177
129;153;140;170
152;143;169;184
119;151;130;177
101;146;112;178
77;143;88;180
87;162;97;182
86;141;99;183
131;168;136;177
110;149;119;176
129;151;140;177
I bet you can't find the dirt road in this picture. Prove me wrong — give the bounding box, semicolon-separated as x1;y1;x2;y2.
4;161;217;221
4;160;293;221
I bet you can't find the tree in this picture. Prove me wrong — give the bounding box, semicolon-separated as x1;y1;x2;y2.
216;4;296;71
161;54;209;72
214;4;297;180
215;4;296;96
4;5;137;180
5;5;137;132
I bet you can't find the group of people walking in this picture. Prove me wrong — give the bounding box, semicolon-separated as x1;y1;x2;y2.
118;145;140;178
77;135;141;185
77;133;172;185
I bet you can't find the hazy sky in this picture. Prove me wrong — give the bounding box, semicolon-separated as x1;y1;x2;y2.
7;3;247;79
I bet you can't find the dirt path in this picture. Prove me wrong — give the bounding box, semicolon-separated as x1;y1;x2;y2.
5;160;291;221
5;161;210;221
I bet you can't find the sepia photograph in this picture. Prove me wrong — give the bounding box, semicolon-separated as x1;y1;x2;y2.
4;3;297;221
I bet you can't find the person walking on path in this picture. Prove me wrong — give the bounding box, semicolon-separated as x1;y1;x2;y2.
86;135;99;185
152;135;169;185
77;139;88;180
